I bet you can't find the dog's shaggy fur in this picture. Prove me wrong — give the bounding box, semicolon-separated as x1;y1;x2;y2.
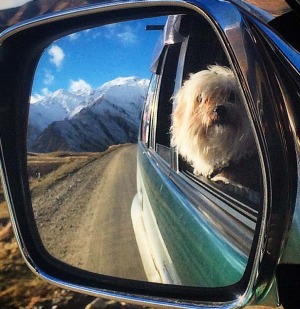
171;65;257;185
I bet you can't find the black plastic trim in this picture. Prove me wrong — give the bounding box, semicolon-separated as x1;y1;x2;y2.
277;264;300;309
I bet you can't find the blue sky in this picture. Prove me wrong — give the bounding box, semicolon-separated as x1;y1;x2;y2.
31;16;167;102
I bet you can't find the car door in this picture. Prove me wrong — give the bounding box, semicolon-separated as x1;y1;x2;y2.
134;14;263;288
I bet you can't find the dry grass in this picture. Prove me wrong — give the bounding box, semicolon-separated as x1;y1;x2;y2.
28;152;98;196
27;151;99;179
28;144;127;198
0;200;94;308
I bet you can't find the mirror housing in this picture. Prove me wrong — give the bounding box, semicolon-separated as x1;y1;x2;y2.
0;0;298;308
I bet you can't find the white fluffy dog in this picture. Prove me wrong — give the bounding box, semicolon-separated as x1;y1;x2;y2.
171;65;257;184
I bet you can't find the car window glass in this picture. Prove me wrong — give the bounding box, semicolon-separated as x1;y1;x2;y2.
141;75;157;146
147;44;181;164
155;44;181;146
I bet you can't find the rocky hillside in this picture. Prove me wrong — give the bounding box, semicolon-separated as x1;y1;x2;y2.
28;77;149;153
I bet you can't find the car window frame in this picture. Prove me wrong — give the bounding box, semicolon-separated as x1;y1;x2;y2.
138;10;267;291
143;16;263;215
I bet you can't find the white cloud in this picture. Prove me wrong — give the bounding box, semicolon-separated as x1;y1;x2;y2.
103;24;137;45
30;93;44;104
44;70;54;85
92;32;102;39
48;45;65;68
69;79;92;94
42;88;51;96
68;33;81;41
117;27;137;44
0;0;31;10
30;88;51;104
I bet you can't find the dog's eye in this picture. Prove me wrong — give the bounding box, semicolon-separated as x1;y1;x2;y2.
197;95;203;104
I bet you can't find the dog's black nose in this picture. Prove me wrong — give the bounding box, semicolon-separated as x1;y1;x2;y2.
214;105;227;118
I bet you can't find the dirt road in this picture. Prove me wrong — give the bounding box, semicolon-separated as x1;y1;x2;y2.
32;144;147;281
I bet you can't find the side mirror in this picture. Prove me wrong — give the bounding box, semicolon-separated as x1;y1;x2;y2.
0;1;297;308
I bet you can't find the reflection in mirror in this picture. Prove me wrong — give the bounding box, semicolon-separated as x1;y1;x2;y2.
28;14;263;288
28;16;167;282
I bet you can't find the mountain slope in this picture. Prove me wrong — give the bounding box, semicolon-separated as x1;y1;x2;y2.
29;77;149;152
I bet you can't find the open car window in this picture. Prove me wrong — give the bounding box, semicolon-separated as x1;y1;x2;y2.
170;16;262;209
142;14;262;214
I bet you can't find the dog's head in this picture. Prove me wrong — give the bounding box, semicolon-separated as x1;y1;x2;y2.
171;65;256;176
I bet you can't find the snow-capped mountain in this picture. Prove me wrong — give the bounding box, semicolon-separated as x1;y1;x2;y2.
29;89;91;130
28;77;149;152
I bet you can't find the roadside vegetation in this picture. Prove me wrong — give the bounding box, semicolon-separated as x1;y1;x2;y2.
28;151;99;197
0;148;96;307
0;197;95;308
28;144;129;197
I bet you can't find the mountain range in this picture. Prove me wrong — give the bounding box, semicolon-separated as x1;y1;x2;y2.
28;76;149;153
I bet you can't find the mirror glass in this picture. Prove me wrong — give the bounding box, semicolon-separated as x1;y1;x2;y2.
28;14;263;288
